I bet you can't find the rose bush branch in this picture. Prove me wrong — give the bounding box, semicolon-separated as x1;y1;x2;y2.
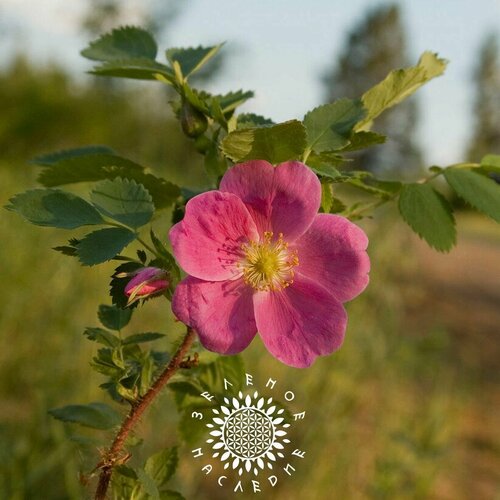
94;327;196;500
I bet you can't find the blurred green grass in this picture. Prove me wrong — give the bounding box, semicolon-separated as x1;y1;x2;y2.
2;161;499;499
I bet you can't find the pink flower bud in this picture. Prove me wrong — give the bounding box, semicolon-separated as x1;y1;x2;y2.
124;267;168;305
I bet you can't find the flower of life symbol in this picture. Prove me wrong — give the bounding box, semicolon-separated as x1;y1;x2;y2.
225;407;273;458
207;391;291;476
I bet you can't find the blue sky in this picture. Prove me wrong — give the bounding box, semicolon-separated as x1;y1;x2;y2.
2;0;499;165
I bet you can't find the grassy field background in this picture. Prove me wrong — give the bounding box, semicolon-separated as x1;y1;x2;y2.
1;159;499;499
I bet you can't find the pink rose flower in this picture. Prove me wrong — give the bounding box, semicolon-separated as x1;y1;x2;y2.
170;161;370;368
124;267;168;305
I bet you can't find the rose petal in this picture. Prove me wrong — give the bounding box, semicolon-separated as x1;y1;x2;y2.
219;160;274;235
172;276;257;355
220;160;321;241
253;274;347;368
169;191;258;281
293;214;370;302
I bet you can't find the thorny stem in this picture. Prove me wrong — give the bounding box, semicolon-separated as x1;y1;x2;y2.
94;327;196;500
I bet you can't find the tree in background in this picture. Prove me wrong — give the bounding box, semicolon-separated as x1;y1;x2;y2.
82;0;183;38
323;4;422;177
467;33;500;161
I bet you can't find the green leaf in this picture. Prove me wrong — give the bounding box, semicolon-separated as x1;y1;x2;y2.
82;27;157;62
168;380;205;401
204;141;228;182
38;153;179;210
166;44;224;78
144;447;178;488
212;90;254;114
48;402;121;430
304;98;366;152
237;113;275;129
398;184;456;252
150;230;181;286
115;465;138;480
345;176;402;198
307;152;349;175
321;181;334;213
98;304;132;330
37;153;144;186
137;249;147;264
90;59;174;82
444;168;500;222
77;227;136;266
113;468;138;500
182;86;210;113
199;355;245;394
32;145;115;166
221;120;307;164
84;327;120;347
122;333;165;345
480;154;500;174
329;197;347;214
110;261;143;308
91;178;154;229
6;189;103;229
91;348;122;378
357;52;447;129
135;468;160;500
208;98;226;127
53;245;78;257
308;162;341;180
159;491;185;500
177;406;213;445
139;355;156;396
341;131;387;152
135;176;179;210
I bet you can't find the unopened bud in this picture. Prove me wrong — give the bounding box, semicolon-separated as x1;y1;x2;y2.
180;99;208;138
124;267;168;305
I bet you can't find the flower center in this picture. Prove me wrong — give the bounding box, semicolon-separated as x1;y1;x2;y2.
239;231;298;291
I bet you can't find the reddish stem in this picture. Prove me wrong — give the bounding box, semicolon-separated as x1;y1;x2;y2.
94;327;196;499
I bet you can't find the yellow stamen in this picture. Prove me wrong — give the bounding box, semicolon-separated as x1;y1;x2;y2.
238;232;299;291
